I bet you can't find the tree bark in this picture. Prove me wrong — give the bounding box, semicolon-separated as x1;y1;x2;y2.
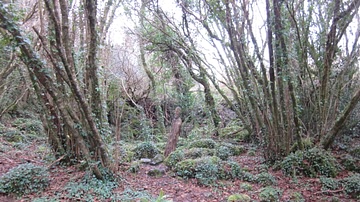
164;107;182;157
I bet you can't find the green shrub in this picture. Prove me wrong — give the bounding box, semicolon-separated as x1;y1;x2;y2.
175;159;196;178
290;192;305;202
258;186;282;202
280;147;338;177
65;168;118;200
350;146;360;158
0;163;49;196
194;156;221;185
219;143;246;156
12;118;44;136
240;183;253;191
320;177;340;191
133;142;160;159
255;172;277;186
341;155;360;172
216;146;232;160
175;156;222;185
219;161;243;180
341;173;360;197
240;171;256;182
227;193;251;202
2;129;23;142
188;138;217;149
164;150;184;168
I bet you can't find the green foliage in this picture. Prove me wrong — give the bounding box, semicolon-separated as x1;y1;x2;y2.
289;192;305;202
188;138;217;149
219;143;245;156
227;193;251;202
240;171;256;182
115;188;171;202
350;146;360;158
291;137;314;152
65;168;118;200
320;177;340;191
215;146;232;160
341;155;360;172
175;156;222;186
1;128;23;142
219;121;249;141
194;156;221;186
240;183;252;191
184;148;214;159
164;150;185;168
12;118;44;136
0;163;49;196
255;172;277;186
175;159;196;178
258;186;282;202
219;161;243;180
341;173;360;197
280;147;338;177
133;142;160;159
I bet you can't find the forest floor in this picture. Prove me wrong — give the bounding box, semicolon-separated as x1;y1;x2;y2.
0;136;358;202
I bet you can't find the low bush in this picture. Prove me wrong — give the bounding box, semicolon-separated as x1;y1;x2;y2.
0;163;49;196
341;173;360;198
255;172;277;186
133;142;160;159
164;150;184;168
175;156;222;185
258;186;282;202
219;161;243;180
65;167;118;200
320;177;340;191
215;146;232;160
184;148;214;159
341;155;360;173
280;147;338;177
188;138;217;149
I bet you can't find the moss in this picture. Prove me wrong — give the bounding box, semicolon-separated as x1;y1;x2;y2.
227;193;251;202
290;137;314;152
184;148;214;159
188;138;217;149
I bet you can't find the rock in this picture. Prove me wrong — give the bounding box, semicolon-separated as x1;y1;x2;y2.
140;158;152;164
147;167;166;177
150;154;164;165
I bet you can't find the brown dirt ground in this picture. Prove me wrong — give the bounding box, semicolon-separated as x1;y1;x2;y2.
0;138;358;202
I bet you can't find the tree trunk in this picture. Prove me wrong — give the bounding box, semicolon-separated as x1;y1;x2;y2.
164;107;182;157
321;88;360;149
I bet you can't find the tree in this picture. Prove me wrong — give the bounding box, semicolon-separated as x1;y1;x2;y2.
0;0;121;179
